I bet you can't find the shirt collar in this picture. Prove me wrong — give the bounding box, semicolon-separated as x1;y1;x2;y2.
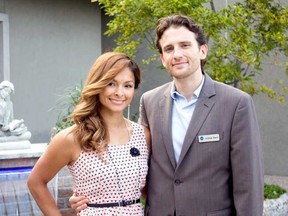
171;75;205;100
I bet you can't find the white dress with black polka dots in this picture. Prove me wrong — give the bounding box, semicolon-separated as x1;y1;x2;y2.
68;122;149;216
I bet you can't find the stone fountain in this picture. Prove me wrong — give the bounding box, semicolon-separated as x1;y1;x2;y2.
0;81;55;215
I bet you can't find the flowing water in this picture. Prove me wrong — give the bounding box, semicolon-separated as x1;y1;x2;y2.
0;167;57;216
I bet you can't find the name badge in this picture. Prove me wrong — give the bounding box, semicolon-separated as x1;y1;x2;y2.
198;134;220;143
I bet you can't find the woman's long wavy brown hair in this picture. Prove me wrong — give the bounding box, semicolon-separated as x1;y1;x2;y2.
71;52;141;156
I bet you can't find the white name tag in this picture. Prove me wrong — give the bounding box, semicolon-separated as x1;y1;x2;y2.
198;134;220;143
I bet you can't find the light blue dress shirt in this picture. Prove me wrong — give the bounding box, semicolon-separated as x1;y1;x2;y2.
171;76;205;163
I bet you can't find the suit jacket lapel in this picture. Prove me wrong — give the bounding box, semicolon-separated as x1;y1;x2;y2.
177;75;216;167
159;82;177;168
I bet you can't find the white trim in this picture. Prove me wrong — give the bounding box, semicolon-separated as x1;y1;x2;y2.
0;13;10;81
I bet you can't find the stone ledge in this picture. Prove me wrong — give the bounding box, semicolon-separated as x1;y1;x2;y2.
264;193;288;216
264;175;288;216
0;140;31;151
0;143;47;160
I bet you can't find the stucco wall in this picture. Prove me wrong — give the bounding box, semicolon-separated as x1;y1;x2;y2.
0;0;102;143
253;59;288;176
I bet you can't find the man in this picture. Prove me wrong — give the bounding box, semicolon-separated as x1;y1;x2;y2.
70;14;264;216
139;14;263;216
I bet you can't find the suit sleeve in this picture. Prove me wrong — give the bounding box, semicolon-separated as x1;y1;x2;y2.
230;94;264;216
139;94;149;128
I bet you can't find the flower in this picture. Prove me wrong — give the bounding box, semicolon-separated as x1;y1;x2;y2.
130;147;140;157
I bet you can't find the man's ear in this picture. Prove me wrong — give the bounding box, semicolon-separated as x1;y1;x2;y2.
200;44;208;60
160;54;166;68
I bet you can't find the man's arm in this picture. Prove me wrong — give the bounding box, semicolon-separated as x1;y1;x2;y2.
230;94;264;215
69;192;89;214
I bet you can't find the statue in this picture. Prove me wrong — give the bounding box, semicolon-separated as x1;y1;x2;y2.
0;80;31;143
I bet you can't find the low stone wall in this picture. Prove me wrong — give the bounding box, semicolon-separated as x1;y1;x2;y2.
263;175;288;216
264;193;288;216
57;166;76;216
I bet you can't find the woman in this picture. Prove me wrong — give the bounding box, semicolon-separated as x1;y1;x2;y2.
27;52;151;216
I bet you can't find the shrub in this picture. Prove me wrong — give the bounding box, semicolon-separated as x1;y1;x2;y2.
51;82;83;136
264;183;286;200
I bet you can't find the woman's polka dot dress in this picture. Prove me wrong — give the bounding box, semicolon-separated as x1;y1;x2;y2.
68;122;149;216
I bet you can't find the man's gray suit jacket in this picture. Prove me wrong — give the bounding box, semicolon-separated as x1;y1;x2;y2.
140;74;264;216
